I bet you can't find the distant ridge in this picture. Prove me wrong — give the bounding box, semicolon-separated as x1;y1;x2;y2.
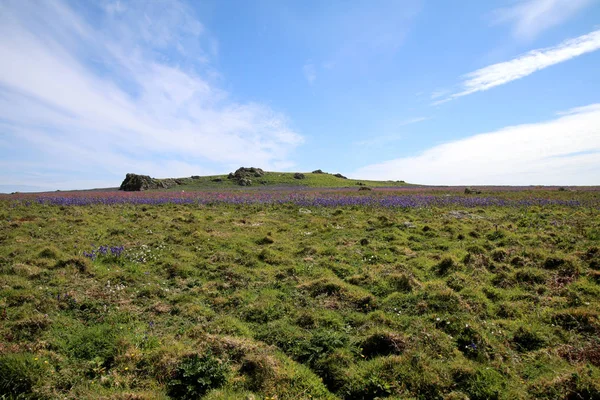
117;167;410;191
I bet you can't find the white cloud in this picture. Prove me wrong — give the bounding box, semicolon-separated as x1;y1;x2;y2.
354;104;600;185
303;62;316;85
435;29;600;103
492;0;594;40
0;0;302;190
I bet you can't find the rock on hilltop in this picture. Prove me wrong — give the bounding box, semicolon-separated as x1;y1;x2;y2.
227;167;265;186
119;173;180;191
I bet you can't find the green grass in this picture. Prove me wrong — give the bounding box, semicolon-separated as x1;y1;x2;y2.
159;170;410;190
0;193;599;399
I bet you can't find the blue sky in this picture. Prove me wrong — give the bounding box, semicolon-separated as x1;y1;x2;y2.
1;0;600;192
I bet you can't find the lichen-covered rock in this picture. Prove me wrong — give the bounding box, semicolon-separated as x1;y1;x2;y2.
227;167;265;186
119;173;178;191
119;173;155;191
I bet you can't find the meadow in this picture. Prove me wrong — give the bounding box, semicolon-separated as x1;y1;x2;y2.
1;187;599;399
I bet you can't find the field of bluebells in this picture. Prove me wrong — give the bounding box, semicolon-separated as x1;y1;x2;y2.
1;187;599;399
5;186;598;208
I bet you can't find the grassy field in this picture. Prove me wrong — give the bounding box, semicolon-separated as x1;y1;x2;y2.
1;188;599;399
150;170;410;190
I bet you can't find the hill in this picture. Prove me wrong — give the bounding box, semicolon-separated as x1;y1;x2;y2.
118;168;410;191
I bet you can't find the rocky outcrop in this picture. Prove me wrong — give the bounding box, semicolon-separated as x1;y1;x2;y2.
333;173;347;179
227;167;265;186
119;173;179;191
464;187;482;195
294;173;305;180
312;169;324;174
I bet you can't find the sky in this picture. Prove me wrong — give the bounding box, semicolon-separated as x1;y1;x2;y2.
1;0;600;192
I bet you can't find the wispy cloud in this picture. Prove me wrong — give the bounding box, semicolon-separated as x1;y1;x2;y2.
433;29;600;104
303;62;316;85
354;104;600;185
397;117;429;126
353;117;428;147
492;0;594;40
0;0;302;190
430;90;449;100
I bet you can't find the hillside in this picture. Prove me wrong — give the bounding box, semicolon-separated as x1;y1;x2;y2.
118;168;410;192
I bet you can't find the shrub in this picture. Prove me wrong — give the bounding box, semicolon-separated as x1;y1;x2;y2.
167;353;229;399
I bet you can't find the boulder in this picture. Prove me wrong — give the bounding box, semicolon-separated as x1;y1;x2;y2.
119;173;178;191
227;167;265;186
333;173;347;179
119;173;156;191
293;173;305;180
464;187;482;195
312;169;324;174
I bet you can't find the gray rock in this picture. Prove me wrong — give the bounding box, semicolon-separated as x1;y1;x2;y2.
228;167;265;186
119;173;179;191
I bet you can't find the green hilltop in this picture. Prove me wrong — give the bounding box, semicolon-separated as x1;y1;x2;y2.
119;167;411;191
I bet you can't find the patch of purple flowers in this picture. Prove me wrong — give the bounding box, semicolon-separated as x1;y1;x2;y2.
84;244;125;261
23;193;592;208
4;187;597;209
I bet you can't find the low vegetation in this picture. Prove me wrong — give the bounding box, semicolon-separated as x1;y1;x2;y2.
0;187;599;399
